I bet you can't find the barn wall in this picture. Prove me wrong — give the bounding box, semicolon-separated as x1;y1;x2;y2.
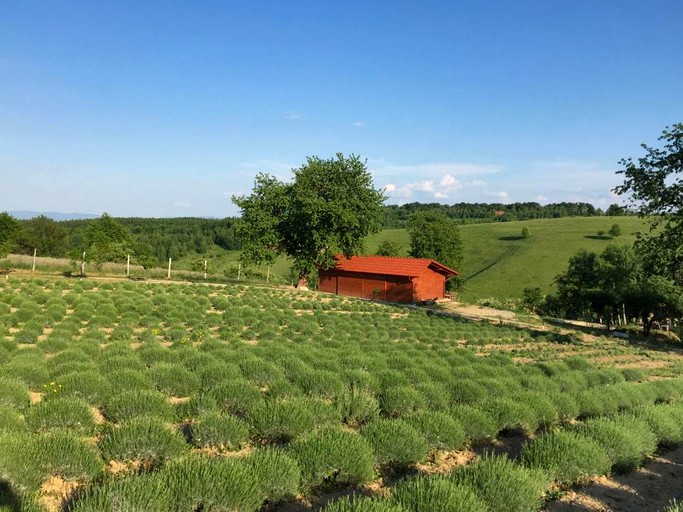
413;270;446;301
317;270;415;303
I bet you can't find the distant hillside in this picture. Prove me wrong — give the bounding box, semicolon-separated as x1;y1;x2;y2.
8;210;98;221
366;216;648;302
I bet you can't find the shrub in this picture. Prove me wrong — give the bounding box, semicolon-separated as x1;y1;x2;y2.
25;397;96;434
575;415;657;473
450;405;498;444
149;363;201;396
633;404;683;446
105;369;155;394
69;473;173;512
393;475;487;512
174;394;220;422
245;448;301;503
321;495;404;512
448;380;487;405
405;411;466;452
161;455;263;512
0;376;30;410
481;397;538;433
451;453;548;512
103;389;174;423
198;361;242;390
3;358;49;389
379;386;426;418
337;387;380;427
622;367;647;382
57;371;112;405
361;418;428;467
290;428;375;491
247;398;315;443
189;411;249;450
210;380;264;417
521;431;610;485
99;416;187;463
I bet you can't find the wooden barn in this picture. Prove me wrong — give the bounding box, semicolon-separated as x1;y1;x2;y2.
318;255;459;303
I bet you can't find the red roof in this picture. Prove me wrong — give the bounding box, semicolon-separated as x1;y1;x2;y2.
329;255;459;278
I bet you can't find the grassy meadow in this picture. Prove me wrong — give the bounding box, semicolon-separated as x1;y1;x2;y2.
1;276;683;511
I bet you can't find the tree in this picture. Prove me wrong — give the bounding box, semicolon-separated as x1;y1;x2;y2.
606;203;626;216
233;154;386;284
608;223;621;238
521;226;530;239
0;212;21;257
84;213;135;265
17;215;67;257
522;287;544;313
613;123;683;284
375;240;401;257
407;211;463;289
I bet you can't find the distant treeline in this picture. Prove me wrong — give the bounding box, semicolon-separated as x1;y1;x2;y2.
383;201;624;228
8;201;626;264
41;217;242;263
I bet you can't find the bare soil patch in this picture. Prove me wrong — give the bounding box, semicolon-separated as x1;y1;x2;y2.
545;445;683;512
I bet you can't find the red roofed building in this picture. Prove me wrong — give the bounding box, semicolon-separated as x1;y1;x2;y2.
318;255;459;303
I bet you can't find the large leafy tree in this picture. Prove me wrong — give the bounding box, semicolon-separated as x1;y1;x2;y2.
0;212;22;257
83;213;135;264
233;153;386;283
407;210;463;289
17;215;67;257
613;123;683;284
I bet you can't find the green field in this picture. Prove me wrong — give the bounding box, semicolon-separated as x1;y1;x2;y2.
1;276;683;511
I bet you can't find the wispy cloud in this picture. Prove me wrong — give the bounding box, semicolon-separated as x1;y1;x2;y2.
282;111;304;121
370;160;503;179
352;121;366;128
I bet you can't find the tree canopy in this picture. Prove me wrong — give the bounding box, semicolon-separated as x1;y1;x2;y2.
84;213;135;265
233;153;386;283
0;212;21;257
613;123;683;284
16;215;67;257
407;210;463;289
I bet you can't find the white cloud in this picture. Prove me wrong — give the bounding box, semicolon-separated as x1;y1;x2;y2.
484;191;510;200
370;160;502;180
535;195;548;203
352;121;366;128
282;111;303;121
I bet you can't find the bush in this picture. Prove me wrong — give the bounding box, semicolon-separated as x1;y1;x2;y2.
575;415;657;473
321;495;404;512
25;397;96;434
0;376;30;410
290;428;375;492
161;455;263;512
104;389;174;423
247;398;315;443
245;448;301;503
521;431;610;485
149;363;201;396
99;416;187;463
105;369;155;394
450;405;498;444
337;387;380;427
69;473;172;512
189;411;249;450
393;475;487;512
210;380;264;417
451;453;548;512
57;371;112;405
361;418;429;467
379;386;426;418
634;404;683;446
405;411;466;452
622;367;647;382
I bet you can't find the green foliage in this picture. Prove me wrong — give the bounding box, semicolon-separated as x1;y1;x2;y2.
104;390;174;423
161;455;263;512
189;410;249;450
319;495;404;512
393;475;488;512
521;431;611;485
380;386;426;418
450;405;498;444
0;377;30;410
521;287;544;313
57;371;112;405
408;210;463;288
375;240;402;257
16;215;67;257
149;363;201;396
608;223;622;238
99;416;187;463
83;213;135;265
290;428;376;491
451;454;547;512
233;154;386;281
245;448;301;503
247;398;315;443
337;387;380;427
69;473;172;512
521;226;530;238
25;397;96;434
574;415;657;473
361;418;429;466
0;212;21;257
614;123;683;284
404;411;466;452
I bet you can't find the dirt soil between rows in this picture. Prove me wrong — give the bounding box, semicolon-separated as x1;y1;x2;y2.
544;445;683;512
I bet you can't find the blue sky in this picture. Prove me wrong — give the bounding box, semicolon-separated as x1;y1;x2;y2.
1;0;682;217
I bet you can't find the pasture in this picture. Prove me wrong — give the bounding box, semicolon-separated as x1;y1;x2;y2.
1;276;683;511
